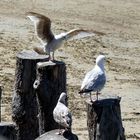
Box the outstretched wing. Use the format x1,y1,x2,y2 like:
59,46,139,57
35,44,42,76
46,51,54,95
63,29,105,41
26,12,54,44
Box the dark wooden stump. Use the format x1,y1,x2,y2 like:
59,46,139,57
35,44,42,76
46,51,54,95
12,50,48,140
35,129,78,140
35,60,66,133
0,122,16,140
86,97,125,140
12,50,66,139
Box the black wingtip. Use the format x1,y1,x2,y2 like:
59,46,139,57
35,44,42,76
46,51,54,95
79,89,92,94
79,90,84,94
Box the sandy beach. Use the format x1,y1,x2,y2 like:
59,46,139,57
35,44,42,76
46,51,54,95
0,0,140,139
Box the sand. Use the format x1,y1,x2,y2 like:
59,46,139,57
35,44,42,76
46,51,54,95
0,0,140,139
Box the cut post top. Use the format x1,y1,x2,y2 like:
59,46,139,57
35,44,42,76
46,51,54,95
35,129,78,140
86,97,121,106
17,50,65,65
17,50,48,60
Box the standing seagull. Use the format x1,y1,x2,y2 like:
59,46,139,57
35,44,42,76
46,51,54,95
79,55,106,102
26,12,105,61
53,92,72,135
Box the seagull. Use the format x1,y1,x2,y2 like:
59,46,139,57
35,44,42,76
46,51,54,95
26,12,105,61
53,92,72,135
79,55,106,102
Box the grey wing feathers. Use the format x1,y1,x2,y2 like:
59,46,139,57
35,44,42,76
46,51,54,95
81,69,96,90
38,17,55,43
27,12,54,43
66,112,72,128
64,29,105,41
81,69,106,92
53,102,72,128
87,73,106,92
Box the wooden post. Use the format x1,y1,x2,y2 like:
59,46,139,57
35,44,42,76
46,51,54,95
12,50,66,139
0,122,16,140
86,97,126,140
35,129,78,140
12,50,48,140
35,60,66,133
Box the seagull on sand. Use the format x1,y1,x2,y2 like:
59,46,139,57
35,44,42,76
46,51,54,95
79,55,106,102
53,92,72,135
26,12,105,61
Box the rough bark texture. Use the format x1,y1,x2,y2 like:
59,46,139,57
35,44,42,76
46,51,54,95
12,50,48,140
86,97,126,140
0,122,16,140
35,61,66,133
35,129,78,140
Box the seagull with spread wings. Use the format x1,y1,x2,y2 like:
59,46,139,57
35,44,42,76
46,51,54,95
26,12,105,61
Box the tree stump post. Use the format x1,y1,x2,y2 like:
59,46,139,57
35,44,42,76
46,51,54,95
12,50,48,140
86,97,125,140
0,122,16,140
35,129,78,140
12,50,66,140
35,60,66,133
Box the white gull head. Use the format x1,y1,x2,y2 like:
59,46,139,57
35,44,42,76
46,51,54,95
58,92,67,105
96,55,105,71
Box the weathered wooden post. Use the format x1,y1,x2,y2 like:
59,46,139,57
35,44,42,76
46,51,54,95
0,122,16,140
12,50,48,140
12,50,66,140
86,97,125,140
35,130,78,140
34,60,66,133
